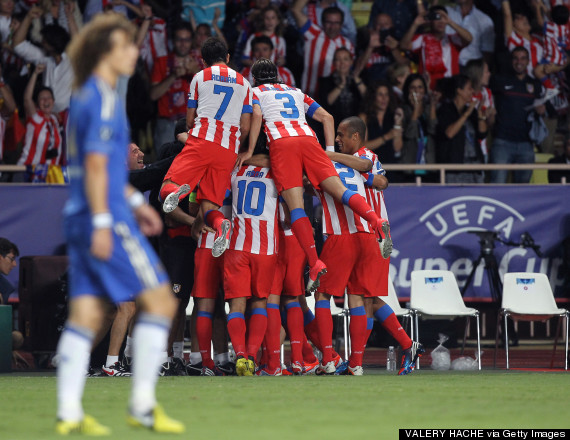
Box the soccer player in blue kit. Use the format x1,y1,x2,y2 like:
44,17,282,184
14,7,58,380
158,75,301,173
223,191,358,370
56,14,184,435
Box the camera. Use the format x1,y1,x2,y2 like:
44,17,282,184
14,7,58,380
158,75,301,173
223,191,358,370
426,11,441,21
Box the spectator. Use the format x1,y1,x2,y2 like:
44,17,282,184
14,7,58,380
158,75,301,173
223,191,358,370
17,63,62,167
319,47,366,130
502,0,543,76
354,13,408,84
368,0,420,41
445,0,495,67
189,7,227,69
83,0,141,22
242,4,286,67
548,136,570,183
387,61,410,104
181,0,225,30
241,35,295,87
0,65,17,163
128,143,144,171
303,0,356,44
31,0,81,41
464,58,496,161
0,0,14,43
400,73,437,173
290,0,354,96
358,80,404,165
436,74,487,184
400,6,472,90
150,22,200,153
0,237,18,305
138,6,168,74
12,6,73,113
490,47,545,184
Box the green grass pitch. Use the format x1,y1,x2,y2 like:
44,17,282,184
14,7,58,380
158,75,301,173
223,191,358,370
0,371,569,439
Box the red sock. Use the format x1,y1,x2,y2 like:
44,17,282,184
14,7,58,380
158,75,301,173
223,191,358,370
303,309,322,350
196,312,214,369
375,308,412,350
205,210,225,230
344,191,380,227
285,302,304,365
260,339,268,366
159,183,181,202
290,215,318,267
227,313,247,358
265,305,281,370
301,335,318,364
315,300,333,364
348,307,367,368
246,309,268,359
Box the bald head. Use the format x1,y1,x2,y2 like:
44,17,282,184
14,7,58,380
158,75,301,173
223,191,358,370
336,117,366,154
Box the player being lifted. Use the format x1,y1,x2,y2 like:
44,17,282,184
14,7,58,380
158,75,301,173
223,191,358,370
58,14,183,435
160,38,254,258
248,58,391,294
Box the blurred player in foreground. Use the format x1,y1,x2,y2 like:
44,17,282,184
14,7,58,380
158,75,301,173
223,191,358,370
57,13,184,435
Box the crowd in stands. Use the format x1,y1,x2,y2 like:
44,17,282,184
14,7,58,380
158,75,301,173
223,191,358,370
0,0,568,183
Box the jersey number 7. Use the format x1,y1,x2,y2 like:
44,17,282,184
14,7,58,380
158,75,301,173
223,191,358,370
214,84,234,120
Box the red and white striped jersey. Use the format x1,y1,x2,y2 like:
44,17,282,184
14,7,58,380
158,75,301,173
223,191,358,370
17,111,62,166
411,33,463,89
241,66,296,88
472,87,494,156
252,84,320,143
242,32,286,64
187,65,253,153
319,160,372,236
507,30,544,76
358,147,389,222
197,200,232,249
139,17,168,73
300,21,354,96
229,165,279,255
543,21,570,65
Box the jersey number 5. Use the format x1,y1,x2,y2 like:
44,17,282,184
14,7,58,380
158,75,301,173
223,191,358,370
236,180,266,216
275,93,299,119
214,84,234,120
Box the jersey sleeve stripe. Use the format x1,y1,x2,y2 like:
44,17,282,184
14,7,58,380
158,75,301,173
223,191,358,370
306,102,320,117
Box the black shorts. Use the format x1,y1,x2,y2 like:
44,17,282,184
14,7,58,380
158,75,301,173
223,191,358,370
159,235,197,302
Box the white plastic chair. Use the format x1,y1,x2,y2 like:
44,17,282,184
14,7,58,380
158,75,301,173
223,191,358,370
410,270,481,370
495,272,569,370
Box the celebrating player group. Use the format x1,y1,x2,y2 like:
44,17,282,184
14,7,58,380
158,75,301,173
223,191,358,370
58,13,424,436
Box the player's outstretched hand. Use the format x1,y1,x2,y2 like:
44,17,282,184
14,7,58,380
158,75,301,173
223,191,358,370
135,204,164,236
91,228,113,261
235,150,252,169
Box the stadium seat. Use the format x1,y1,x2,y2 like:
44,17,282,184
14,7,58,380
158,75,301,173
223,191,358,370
410,270,481,370
494,272,569,370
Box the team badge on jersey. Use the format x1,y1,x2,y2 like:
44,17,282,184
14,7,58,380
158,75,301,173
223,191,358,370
172,284,181,294
526,83,534,94
100,127,112,141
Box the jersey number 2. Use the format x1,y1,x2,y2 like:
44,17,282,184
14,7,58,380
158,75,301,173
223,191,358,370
334,163,359,192
236,180,266,216
275,93,299,119
214,85,234,120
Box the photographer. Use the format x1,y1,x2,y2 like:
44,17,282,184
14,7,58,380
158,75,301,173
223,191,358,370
354,13,408,83
400,6,472,90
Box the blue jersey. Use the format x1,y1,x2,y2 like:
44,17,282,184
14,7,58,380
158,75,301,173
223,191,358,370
64,75,130,220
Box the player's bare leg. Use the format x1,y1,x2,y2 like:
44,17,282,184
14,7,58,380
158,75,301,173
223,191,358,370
160,179,192,214
280,186,327,294
127,284,185,433
102,301,135,377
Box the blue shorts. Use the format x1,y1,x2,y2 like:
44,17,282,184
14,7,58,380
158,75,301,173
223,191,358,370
65,214,169,303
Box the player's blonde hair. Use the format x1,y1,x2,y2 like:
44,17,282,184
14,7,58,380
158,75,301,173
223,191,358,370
67,13,136,89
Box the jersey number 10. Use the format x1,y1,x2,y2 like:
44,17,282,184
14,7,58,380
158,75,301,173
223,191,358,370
236,180,267,216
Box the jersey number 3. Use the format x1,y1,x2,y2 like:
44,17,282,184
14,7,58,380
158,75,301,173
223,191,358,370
275,93,299,119
236,180,266,216
214,85,234,120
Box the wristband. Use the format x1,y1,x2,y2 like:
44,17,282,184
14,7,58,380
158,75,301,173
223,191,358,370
92,212,113,229
326,145,335,152
128,191,145,210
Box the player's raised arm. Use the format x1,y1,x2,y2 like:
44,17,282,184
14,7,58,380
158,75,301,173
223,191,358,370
236,102,261,168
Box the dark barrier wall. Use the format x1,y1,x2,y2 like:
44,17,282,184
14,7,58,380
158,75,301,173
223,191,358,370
1,185,569,299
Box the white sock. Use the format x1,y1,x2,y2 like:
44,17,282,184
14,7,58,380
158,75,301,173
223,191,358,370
56,324,94,422
189,351,201,365
172,341,184,359
214,352,230,365
130,313,171,415
124,336,133,358
105,355,119,367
